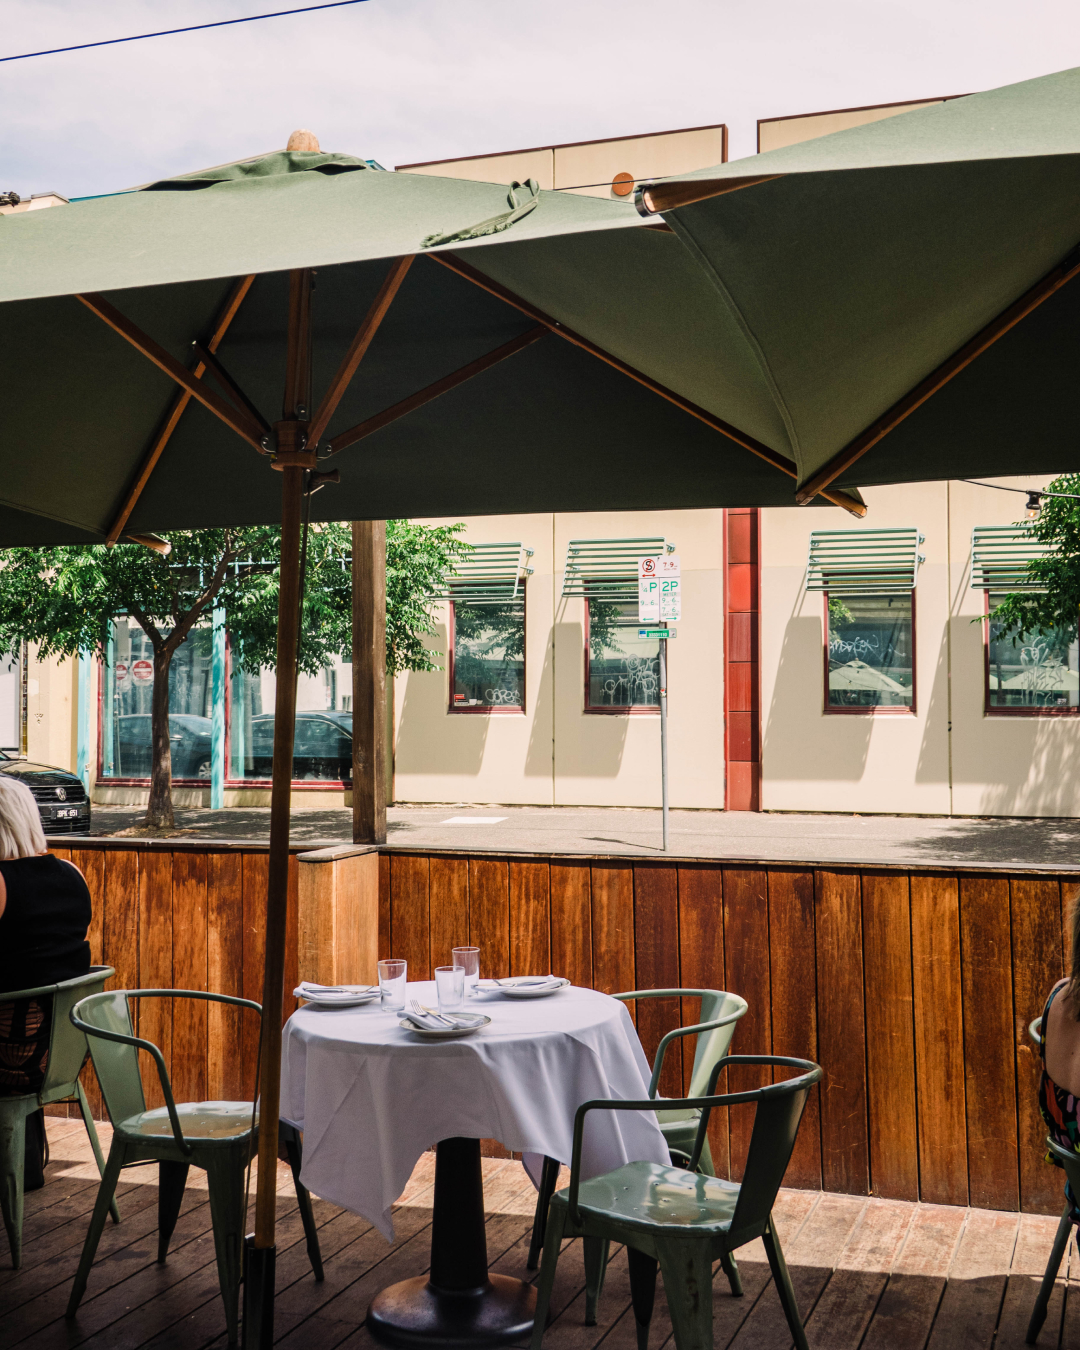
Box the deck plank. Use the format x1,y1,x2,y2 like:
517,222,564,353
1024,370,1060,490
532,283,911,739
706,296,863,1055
924,1209,1020,1350
994,1211,1069,1348
859,1202,966,1350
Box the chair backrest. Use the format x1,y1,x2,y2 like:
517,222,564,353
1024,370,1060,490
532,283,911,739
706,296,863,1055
72,990,148,1127
686,991,749,1098
725,1057,822,1246
40,966,116,1104
1047,1137,1080,1197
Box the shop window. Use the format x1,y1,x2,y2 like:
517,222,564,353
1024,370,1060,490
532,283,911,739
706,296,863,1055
986,591,1079,712
586,601,660,711
825,594,914,711
229,655,353,781
450,601,525,711
100,616,213,779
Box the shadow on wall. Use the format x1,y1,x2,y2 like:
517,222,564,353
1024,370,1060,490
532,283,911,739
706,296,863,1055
551,620,628,779
393,624,489,779
524,632,554,781
914,622,950,786
976,712,1080,819
762,615,872,781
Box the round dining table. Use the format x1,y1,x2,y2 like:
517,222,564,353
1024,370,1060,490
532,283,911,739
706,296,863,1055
280,980,670,1348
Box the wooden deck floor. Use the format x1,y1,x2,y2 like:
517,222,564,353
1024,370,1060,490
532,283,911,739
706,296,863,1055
4,1120,1079,1349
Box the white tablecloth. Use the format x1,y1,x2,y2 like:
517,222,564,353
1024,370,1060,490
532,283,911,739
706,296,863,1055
280,981,670,1239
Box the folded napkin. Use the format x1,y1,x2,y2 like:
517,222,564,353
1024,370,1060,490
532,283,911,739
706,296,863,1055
479,975,563,991
296,981,378,999
402,1007,486,1030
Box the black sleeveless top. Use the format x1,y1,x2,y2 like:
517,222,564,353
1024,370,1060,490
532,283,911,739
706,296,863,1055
0,855,92,993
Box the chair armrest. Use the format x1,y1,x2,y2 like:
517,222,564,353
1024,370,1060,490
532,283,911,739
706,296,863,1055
69,1005,193,1156
129,989,263,1015
648,1012,747,1100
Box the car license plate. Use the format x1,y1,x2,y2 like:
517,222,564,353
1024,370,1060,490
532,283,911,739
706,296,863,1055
55,807,80,819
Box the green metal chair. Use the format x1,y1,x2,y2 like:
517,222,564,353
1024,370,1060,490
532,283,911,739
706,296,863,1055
530,1055,822,1350
66,989,324,1346
1026,1136,1080,1344
527,988,748,1272
0,965,118,1269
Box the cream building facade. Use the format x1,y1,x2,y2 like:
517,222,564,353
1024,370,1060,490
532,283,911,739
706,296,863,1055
20,98,1080,819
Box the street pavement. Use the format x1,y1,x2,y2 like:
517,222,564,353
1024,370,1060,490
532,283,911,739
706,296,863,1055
82,802,1080,868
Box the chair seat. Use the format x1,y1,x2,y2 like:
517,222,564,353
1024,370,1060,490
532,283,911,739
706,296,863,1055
554,1161,740,1235
117,1101,256,1143
656,1104,700,1126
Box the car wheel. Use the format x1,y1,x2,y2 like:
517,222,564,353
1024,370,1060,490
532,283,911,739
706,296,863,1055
195,759,212,779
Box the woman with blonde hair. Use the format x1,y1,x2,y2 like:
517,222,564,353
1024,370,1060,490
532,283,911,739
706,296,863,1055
0,777,92,1185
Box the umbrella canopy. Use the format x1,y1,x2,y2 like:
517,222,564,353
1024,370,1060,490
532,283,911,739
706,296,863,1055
0,149,863,546
996,663,1080,690
465,65,1080,503
827,659,908,693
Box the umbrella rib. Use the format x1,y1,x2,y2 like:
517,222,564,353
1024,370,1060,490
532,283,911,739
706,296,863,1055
427,251,866,517
191,341,272,436
795,246,1080,504
307,256,414,446
324,325,548,456
103,275,256,545
635,173,784,216
78,291,266,451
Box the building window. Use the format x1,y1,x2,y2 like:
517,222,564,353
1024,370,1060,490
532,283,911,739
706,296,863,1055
586,601,660,711
825,593,914,712
100,616,213,780
229,654,353,781
986,591,1079,713
450,601,525,712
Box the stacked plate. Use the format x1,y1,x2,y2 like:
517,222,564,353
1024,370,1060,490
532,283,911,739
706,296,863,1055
400,1008,491,1038
294,982,381,1009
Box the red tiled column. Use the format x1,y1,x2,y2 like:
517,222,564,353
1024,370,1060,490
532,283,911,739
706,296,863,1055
724,509,760,811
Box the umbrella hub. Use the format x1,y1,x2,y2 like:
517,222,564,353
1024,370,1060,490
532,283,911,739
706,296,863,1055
270,420,317,471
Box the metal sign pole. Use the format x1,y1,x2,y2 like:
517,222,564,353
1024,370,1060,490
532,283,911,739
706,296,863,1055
659,637,669,852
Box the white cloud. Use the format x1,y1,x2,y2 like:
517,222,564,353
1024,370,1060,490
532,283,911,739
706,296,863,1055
1,0,1078,198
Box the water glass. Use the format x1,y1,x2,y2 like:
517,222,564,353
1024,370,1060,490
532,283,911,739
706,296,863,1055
378,958,407,1012
452,946,480,999
435,965,465,1014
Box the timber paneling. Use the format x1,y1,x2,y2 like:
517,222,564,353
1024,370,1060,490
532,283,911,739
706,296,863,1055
43,841,1079,1215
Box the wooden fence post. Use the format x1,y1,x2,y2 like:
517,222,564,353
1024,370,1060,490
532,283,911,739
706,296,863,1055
352,520,387,844
297,845,380,986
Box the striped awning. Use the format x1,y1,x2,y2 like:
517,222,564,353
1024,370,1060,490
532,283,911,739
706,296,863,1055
806,528,924,595
561,537,672,601
439,542,533,604
970,525,1051,591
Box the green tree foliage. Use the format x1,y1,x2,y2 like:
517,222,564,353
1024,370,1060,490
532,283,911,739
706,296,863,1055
988,474,1080,652
0,520,468,829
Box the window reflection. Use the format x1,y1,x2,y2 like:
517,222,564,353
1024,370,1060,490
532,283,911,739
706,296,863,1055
451,601,525,711
987,592,1079,710
586,601,660,709
230,658,353,780
826,594,914,710
100,617,212,779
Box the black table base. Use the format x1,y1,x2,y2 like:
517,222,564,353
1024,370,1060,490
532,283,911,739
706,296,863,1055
368,1137,537,1349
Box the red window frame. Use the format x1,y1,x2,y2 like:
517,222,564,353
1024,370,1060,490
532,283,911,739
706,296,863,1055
447,598,526,715
822,591,917,717
983,589,1080,717
584,600,660,715
95,652,212,787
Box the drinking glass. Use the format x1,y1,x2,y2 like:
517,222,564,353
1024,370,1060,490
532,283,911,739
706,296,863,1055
435,965,465,1014
452,946,480,999
378,958,407,1012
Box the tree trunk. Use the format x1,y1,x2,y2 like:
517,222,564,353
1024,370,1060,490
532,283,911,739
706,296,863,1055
146,646,175,829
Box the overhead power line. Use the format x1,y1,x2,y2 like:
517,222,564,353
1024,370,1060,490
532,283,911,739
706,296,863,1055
1,1,368,64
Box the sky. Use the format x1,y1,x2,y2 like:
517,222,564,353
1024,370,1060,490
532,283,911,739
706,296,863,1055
2,0,1080,199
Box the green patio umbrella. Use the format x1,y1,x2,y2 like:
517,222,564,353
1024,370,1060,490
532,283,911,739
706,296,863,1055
462,65,1080,505
0,141,866,1349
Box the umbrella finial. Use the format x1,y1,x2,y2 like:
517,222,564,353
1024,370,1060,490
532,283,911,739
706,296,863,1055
286,129,320,152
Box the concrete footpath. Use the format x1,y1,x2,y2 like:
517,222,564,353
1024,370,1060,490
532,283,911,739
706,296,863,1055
83,802,1080,868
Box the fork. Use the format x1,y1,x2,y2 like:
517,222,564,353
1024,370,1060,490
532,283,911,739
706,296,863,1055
410,998,454,1027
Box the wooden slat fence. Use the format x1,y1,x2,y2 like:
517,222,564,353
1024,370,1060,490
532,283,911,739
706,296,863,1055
40,841,1079,1216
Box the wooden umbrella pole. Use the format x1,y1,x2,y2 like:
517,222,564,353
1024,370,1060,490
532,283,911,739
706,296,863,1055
253,268,315,1272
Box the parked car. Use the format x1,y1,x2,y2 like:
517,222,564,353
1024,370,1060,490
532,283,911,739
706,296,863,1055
114,713,212,779
247,710,352,780
0,752,91,836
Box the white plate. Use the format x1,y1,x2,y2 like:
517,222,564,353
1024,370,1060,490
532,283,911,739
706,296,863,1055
294,985,381,1009
479,977,570,1000
399,1014,491,1038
